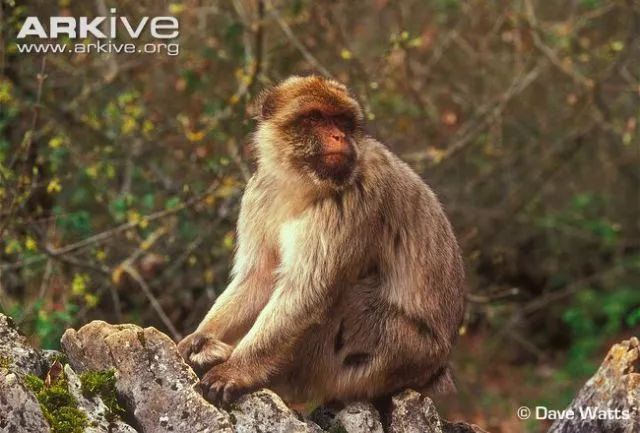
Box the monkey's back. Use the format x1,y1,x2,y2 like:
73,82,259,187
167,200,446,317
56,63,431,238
356,138,466,344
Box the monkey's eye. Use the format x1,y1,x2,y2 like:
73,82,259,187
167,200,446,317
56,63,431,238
305,110,323,122
333,115,356,132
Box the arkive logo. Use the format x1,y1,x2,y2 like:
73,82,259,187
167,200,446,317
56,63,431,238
17,8,179,39
15,8,180,56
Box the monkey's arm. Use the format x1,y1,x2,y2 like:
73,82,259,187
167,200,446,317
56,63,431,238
177,247,278,369
178,177,281,367
198,253,277,342
201,214,356,402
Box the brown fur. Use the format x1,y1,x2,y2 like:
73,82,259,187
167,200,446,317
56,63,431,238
177,76,465,405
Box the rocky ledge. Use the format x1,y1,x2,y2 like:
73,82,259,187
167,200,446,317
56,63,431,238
0,314,637,433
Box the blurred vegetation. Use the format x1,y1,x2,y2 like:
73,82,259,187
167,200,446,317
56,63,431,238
1,0,639,431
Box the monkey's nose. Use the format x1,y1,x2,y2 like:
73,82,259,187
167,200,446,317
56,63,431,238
324,136,352,156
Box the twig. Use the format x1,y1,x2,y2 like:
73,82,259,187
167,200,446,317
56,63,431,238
403,63,545,163
518,263,628,318
0,57,47,240
115,226,168,270
8,57,47,169
46,179,220,256
468,125,589,251
37,259,53,301
523,0,593,89
107,226,177,336
228,138,252,182
0,178,223,273
0,267,6,312
467,287,520,304
43,246,110,275
494,260,633,351
325,5,373,110
0,255,47,272
0,0,5,75
251,0,265,96
265,0,333,78
507,328,547,361
227,0,265,181
152,235,204,284
122,263,181,340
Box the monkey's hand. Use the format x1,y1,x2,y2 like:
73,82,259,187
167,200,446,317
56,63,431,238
200,360,259,405
177,332,233,375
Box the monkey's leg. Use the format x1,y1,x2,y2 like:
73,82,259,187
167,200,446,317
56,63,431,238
273,285,451,403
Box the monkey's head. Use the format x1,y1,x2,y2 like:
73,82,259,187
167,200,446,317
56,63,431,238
250,76,365,189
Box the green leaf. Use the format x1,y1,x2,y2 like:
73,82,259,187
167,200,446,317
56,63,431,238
165,196,181,210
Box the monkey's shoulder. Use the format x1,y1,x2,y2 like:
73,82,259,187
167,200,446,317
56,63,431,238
358,138,439,202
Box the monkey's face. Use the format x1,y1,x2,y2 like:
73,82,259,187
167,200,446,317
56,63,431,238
286,105,360,184
252,76,364,188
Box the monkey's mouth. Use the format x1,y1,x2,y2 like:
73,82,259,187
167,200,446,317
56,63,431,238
322,152,351,166
304,151,356,183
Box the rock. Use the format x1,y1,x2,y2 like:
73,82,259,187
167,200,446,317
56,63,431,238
14,313,637,433
308,403,341,431
0,314,489,433
61,321,233,433
442,421,489,433
389,390,487,433
334,402,384,433
0,371,51,433
60,322,140,372
58,319,491,433
389,389,444,433
41,349,66,366
63,364,137,433
548,337,640,433
0,314,45,376
230,389,323,433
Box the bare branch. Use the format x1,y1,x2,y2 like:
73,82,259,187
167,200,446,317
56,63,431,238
265,0,333,78
403,63,545,164
46,179,221,257
122,262,181,341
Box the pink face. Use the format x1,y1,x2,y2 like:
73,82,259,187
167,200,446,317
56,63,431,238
305,108,354,166
254,76,364,184
294,106,358,182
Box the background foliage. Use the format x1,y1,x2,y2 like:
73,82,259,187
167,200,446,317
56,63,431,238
1,0,639,431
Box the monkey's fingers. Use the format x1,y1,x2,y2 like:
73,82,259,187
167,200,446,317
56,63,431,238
177,332,204,360
176,338,191,359
201,374,243,406
190,334,208,353
189,339,233,374
222,382,239,405
204,380,226,404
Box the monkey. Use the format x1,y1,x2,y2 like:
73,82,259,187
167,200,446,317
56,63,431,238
177,75,465,406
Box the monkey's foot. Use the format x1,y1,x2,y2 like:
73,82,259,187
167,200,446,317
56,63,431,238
177,332,233,374
201,362,254,405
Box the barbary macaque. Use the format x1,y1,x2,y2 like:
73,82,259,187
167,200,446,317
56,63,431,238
178,75,465,405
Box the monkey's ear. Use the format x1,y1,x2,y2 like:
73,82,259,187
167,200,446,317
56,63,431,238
249,88,278,121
